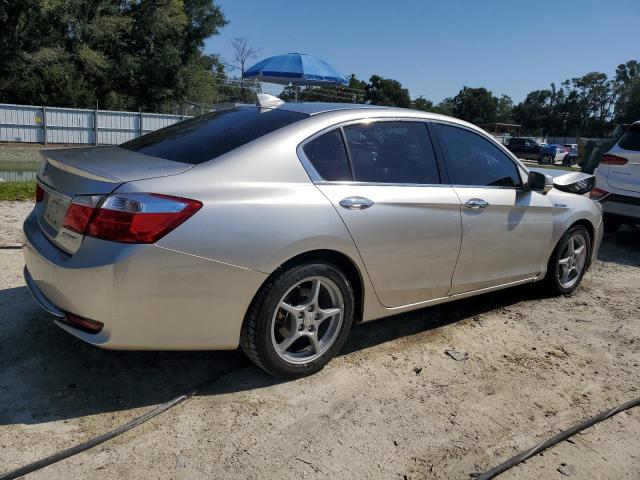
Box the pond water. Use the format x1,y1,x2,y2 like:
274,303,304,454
0,162,39,182
0,170,38,182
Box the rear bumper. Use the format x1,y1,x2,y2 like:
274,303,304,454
23,210,268,350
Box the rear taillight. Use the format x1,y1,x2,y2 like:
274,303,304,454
589,187,609,201
600,154,628,165
86,193,202,243
62,195,102,234
35,184,44,203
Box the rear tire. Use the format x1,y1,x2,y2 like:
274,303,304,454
542,225,591,296
240,262,355,378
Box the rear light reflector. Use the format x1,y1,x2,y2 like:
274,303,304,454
87,193,202,243
35,184,44,203
63,313,104,334
600,154,628,165
589,187,609,201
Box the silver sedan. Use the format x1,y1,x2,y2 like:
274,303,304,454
23,97,603,377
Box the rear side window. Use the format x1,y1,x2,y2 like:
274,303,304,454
343,121,440,184
618,124,640,151
437,124,522,188
303,130,352,181
121,107,307,164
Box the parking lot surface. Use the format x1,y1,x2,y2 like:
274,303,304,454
1,201,638,479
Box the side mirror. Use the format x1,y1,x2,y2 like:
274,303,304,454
527,171,553,194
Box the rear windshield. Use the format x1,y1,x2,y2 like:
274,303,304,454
121,107,308,164
618,124,640,151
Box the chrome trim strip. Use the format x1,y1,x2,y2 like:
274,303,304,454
23,267,66,318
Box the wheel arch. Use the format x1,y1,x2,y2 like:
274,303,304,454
566,218,596,268
245,249,366,325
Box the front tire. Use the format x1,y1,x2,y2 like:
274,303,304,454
542,225,591,295
240,262,355,378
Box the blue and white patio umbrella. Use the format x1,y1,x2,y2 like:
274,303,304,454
243,53,348,100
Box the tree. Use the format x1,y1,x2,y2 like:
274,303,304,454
613,60,640,123
451,87,497,124
365,75,411,107
411,96,434,111
495,95,514,123
229,37,259,102
0,0,229,113
570,72,613,134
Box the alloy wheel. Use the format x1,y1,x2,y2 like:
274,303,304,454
557,233,587,289
270,276,344,365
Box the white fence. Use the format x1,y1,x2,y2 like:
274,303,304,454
0,103,190,145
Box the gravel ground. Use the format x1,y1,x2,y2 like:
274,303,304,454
1,201,638,479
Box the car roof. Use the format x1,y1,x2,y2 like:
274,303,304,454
275,102,453,122
276,102,380,115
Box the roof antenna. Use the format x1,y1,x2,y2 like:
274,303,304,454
256,93,284,108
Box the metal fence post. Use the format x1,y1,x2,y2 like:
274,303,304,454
94,108,99,145
139,112,143,137
42,106,48,145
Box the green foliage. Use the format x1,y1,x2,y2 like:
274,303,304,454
451,87,497,124
411,96,434,111
0,0,228,113
613,60,640,124
495,95,514,123
365,75,411,108
0,181,36,202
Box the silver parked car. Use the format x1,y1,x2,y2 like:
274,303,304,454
23,97,603,378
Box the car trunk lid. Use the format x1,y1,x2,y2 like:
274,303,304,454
36,146,193,254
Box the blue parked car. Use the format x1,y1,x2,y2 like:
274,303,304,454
538,144,567,165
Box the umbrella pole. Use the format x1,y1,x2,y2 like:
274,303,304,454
294,88,298,102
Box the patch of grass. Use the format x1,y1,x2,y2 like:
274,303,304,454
522,161,577,172
0,181,36,201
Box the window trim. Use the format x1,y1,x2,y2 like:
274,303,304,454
297,117,444,187
432,120,528,190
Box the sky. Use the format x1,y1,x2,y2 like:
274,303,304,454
205,0,640,104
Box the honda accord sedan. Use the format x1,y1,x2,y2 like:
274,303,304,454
23,96,603,378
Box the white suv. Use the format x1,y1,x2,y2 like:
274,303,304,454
591,121,640,232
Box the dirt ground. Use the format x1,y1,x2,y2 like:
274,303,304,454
1,201,638,479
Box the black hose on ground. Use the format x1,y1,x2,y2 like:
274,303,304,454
0,362,244,480
0,391,194,480
470,396,640,480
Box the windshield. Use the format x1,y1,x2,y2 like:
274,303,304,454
121,107,308,164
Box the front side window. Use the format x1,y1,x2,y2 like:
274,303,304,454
343,121,440,184
437,124,522,188
302,130,352,181
121,107,308,164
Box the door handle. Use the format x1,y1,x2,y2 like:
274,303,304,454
464,198,489,209
339,196,374,210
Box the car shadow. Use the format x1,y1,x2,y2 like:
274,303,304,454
598,224,640,268
0,280,543,427
1,230,636,427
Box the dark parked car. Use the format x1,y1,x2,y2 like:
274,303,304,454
505,137,542,160
563,147,579,166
